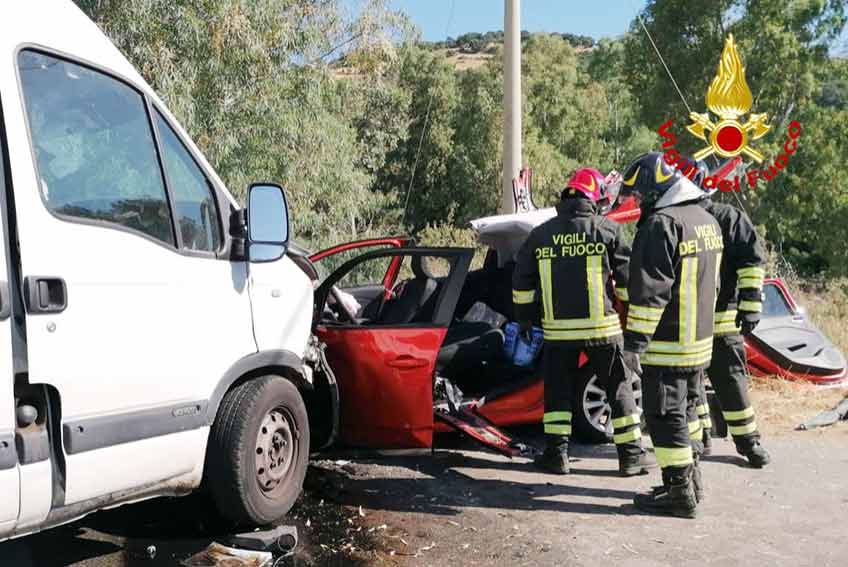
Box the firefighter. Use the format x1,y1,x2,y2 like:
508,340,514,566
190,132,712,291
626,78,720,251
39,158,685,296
620,152,723,518
692,159,771,468
513,167,649,476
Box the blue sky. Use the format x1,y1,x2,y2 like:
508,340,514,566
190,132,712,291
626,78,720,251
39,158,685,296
387,0,648,42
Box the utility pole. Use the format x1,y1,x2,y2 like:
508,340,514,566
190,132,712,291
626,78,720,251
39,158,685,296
501,0,521,214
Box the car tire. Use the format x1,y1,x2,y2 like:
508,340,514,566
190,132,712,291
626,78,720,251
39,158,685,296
572,368,644,445
206,375,310,527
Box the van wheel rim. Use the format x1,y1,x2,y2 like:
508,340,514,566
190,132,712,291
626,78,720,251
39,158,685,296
255,408,295,493
582,375,643,436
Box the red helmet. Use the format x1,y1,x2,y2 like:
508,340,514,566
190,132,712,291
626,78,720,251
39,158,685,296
563,167,605,202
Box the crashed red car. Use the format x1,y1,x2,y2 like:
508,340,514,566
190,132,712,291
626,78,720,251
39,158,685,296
294,196,846,454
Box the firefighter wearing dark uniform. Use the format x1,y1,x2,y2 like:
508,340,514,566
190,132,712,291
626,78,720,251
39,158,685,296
513,167,648,476
620,152,723,518
692,160,771,468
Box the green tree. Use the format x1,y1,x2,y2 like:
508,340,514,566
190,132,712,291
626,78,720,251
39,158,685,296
75,0,411,250
624,0,847,275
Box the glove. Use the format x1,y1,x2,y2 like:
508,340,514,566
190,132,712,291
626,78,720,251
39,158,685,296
736,310,760,336
622,350,642,378
518,319,533,343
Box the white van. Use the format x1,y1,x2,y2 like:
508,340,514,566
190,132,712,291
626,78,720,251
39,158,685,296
0,2,318,539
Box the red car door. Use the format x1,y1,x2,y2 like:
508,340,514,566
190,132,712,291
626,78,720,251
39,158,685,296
314,247,473,448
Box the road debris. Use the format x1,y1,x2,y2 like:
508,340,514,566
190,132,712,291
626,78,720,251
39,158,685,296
797,397,848,430
227,525,298,555
182,543,272,567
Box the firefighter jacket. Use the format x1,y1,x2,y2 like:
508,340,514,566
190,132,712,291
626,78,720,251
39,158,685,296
624,203,723,371
512,198,630,346
700,200,766,336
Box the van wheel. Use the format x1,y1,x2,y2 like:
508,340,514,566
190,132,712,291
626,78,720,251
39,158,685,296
206,375,309,526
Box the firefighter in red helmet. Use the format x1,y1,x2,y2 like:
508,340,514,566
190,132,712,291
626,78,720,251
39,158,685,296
513,167,651,476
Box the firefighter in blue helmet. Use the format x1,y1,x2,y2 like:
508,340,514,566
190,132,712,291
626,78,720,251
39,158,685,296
691,159,771,468
620,152,723,518
512,168,651,476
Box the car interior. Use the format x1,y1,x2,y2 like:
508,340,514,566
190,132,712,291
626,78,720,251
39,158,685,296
318,248,536,396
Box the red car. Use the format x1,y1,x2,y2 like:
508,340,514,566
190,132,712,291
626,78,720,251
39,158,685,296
294,198,846,454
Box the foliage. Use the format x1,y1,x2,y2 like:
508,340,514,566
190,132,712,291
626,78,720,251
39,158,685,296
76,0,410,251
428,30,595,53
624,0,847,276
76,0,846,277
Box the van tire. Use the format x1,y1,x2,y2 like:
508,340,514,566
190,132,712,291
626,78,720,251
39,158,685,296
206,375,309,527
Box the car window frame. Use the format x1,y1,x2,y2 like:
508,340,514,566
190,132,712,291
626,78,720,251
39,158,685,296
314,246,473,330
14,45,231,260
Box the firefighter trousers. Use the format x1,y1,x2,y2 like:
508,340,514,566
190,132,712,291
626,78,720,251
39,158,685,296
643,368,702,471
542,339,642,456
695,371,712,435
708,334,760,449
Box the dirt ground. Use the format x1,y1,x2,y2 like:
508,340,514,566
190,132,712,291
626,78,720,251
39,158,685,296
2,382,846,567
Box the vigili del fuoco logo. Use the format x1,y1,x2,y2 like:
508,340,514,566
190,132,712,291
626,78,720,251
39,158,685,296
657,34,801,191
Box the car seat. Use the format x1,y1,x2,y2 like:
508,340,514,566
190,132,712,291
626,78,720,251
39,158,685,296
378,255,438,324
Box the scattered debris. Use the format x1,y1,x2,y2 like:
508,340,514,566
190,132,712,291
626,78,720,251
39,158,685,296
797,397,848,430
182,543,272,567
227,525,298,555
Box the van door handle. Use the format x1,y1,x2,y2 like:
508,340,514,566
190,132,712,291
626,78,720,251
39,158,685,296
24,276,67,314
387,355,429,369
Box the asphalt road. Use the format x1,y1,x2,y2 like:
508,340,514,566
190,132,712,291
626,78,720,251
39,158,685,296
1,425,847,566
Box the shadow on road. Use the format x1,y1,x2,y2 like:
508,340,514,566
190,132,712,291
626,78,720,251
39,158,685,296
312,441,638,518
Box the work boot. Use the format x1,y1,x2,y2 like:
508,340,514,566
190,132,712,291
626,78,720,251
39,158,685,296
702,428,713,456
534,438,569,474
737,440,771,468
692,456,704,502
618,448,656,477
633,466,698,519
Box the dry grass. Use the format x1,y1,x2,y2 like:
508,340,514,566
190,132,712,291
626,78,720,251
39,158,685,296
444,50,493,71
749,376,847,436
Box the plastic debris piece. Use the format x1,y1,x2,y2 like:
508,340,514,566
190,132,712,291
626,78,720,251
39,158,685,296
228,525,298,554
182,542,272,567
798,398,848,430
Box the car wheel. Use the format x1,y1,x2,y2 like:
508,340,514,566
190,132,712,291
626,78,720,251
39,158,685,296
206,375,310,526
572,368,643,444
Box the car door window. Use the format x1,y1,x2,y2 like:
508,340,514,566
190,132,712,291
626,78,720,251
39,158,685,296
762,283,794,318
18,50,175,246
153,110,221,252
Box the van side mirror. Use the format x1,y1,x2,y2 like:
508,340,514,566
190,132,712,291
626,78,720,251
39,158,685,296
246,183,290,263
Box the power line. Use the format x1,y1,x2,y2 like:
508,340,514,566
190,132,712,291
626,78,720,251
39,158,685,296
401,0,456,227
634,9,693,115
631,2,753,217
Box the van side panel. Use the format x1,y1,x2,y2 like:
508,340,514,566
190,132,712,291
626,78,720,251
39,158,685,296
63,428,207,504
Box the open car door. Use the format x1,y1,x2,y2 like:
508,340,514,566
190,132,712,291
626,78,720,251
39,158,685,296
314,247,473,449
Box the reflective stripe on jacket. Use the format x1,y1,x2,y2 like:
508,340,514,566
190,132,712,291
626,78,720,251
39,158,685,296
512,198,630,346
624,203,723,370
701,200,765,336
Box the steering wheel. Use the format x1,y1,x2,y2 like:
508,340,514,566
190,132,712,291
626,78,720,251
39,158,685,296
329,286,358,323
